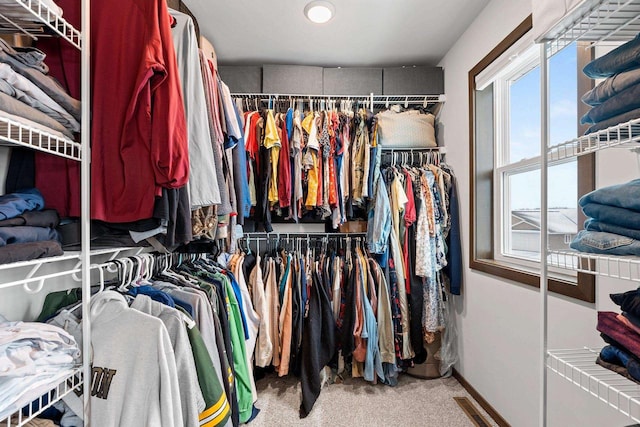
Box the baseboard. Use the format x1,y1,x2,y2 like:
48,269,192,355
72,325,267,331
452,368,510,427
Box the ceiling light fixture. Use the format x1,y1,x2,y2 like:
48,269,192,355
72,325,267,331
304,1,335,24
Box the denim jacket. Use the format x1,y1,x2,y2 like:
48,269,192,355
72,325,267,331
367,175,391,254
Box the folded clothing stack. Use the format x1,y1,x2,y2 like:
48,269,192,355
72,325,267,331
0,188,63,264
0,38,80,139
595,289,640,383
0,314,80,422
571,179,640,256
581,33,640,134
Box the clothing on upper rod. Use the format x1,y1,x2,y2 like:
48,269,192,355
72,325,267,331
234,98,442,232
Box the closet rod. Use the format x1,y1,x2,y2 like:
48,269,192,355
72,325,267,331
243,232,366,238
380,148,446,166
230,93,445,104
380,147,446,152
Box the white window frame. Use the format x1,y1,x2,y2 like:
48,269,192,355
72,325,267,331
489,43,578,279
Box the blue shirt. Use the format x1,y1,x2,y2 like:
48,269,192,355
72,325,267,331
286,108,294,141
227,271,249,339
128,285,175,308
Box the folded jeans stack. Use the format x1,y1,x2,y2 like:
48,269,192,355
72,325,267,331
594,289,640,383
570,179,640,256
0,188,63,264
580,33,640,134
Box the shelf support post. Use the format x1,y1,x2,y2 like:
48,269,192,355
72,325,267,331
540,42,550,427
80,0,91,423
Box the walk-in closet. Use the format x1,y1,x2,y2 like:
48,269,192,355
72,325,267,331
1,0,640,426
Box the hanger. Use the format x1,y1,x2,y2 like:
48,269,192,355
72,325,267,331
115,257,133,292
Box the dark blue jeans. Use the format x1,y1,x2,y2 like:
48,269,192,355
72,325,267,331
600,345,640,382
583,33,640,78
570,230,640,256
582,66,640,106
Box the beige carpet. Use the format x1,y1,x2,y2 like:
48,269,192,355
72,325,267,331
249,372,499,426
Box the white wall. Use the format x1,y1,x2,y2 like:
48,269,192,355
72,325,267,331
439,0,637,426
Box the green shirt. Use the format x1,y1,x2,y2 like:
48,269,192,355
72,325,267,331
224,279,253,424
183,316,231,427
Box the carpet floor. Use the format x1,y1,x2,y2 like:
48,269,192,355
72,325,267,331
248,372,500,426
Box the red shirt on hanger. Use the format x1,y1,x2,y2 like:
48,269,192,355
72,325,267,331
90,0,189,222
278,116,291,208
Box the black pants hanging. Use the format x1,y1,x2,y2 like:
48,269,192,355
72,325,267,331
408,224,427,364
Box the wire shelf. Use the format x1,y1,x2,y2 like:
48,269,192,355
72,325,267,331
547,348,640,423
0,251,79,272
0,367,82,427
547,117,640,161
0,0,81,49
0,114,80,160
548,249,640,282
0,247,146,292
230,93,445,109
539,0,640,56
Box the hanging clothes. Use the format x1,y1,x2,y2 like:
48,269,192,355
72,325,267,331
169,9,221,209
90,0,190,222
87,291,185,426
299,257,336,418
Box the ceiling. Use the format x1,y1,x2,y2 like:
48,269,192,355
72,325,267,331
182,0,491,68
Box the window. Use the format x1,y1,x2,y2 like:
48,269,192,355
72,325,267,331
469,16,595,302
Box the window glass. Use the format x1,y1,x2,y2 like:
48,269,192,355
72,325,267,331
509,66,540,162
504,162,577,260
550,43,578,145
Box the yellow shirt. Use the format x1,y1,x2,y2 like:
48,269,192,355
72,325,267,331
264,110,281,204
304,149,319,208
301,111,314,135
390,171,409,242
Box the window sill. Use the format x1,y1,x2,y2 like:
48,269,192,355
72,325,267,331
470,257,595,303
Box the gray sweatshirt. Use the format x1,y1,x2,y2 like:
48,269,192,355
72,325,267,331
131,294,205,427
86,291,184,427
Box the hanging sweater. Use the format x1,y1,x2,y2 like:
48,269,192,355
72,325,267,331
86,291,183,427
131,295,208,427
